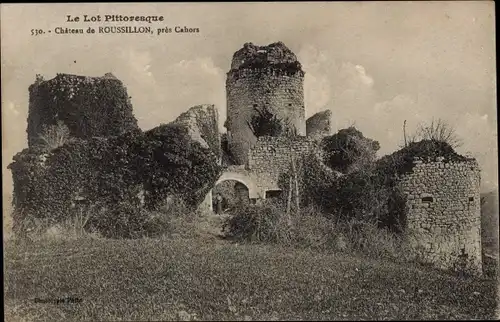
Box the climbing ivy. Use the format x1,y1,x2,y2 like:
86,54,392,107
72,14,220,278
9,123,222,236
27,74,140,147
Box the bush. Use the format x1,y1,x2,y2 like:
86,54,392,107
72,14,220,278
223,201,413,261
408,118,463,149
277,151,339,213
291,206,339,250
375,139,466,187
249,106,286,137
321,127,380,174
338,217,412,261
8,136,141,225
143,197,193,238
87,201,150,239
222,201,293,244
140,123,222,209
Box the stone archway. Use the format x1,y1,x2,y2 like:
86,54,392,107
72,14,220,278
201,168,261,212
215,171,259,199
212,179,250,213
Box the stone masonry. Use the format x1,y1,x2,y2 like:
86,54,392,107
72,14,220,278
247,136,318,193
172,104,221,164
225,42,306,165
306,110,333,140
399,157,482,275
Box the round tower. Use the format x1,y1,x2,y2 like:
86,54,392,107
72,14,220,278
225,42,306,165
399,156,482,275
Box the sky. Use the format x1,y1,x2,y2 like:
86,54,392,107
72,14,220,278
1,1,498,215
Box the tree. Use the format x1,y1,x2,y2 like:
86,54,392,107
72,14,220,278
37,120,72,151
321,127,380,174
409,118,462,149
248,106,283,137
248,106,297,137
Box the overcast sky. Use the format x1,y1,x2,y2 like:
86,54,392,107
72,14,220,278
1,2,497,205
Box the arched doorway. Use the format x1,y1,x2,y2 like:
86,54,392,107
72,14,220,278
199,167,262,213
212,179,250,214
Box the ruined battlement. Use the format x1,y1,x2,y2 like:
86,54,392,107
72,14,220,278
229,41,303,73
171,104,221,163
227,67,305,82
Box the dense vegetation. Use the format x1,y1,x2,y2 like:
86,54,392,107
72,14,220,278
27,74,140,147
321,126,380,174
270,127,470,234
8,123,221,238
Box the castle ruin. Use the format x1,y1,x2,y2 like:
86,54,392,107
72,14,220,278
214,42,331,202
11,41,484,276
212,41,483,275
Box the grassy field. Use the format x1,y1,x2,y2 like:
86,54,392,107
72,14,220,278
4,234,498,321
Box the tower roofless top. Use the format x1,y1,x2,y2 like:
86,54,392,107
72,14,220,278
229,41,303,73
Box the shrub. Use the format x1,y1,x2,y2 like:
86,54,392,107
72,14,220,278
338,217,413,261
321,127,380,174
408,118,463,149
9,136,140,225
277,151,339,213
291,206,339,250
222,201,293,244
143,197,192,238
300,139,465,234
87,201,150,239
375,139,467,183
223,201,413,261
140,123,222,209
249,106,286,137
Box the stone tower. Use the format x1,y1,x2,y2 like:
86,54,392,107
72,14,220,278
225,42,306,165
399,157,482,275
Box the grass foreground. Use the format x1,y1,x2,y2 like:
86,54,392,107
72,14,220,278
4,235,499,321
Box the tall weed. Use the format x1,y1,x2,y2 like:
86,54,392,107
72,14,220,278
224,201,413,261
222,201,293,245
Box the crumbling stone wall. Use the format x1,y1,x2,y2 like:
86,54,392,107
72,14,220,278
247,136,317,192
172,104,221,163
226,42,306,165
306,110,332,139
399,157,482,275
27,73,139,147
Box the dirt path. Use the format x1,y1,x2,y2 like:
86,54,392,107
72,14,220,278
192,212,232,242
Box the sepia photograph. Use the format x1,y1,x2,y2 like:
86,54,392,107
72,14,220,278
2,2,498,321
